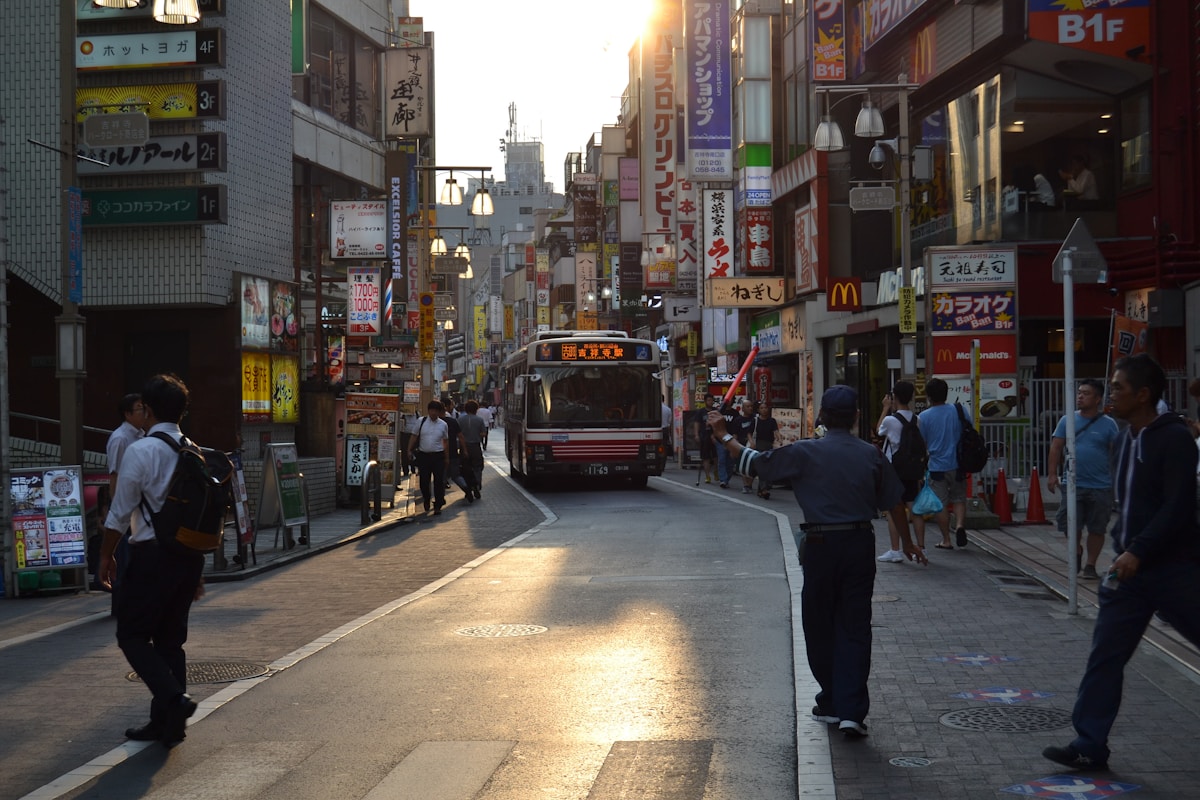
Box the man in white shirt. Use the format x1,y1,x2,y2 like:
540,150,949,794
98,374,204,750
1060,155,1099,200
94,394,145,588
475,402,494,449
405,400,450,514
875,380,926,561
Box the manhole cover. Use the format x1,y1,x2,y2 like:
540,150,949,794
127,661,268,684
889,756,932,768
455,623,548,638
940,706,1072,733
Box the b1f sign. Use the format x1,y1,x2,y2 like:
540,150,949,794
1028,0,1149,60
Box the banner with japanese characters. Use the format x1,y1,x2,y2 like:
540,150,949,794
10,468,87,570
331,201,387,259
348,267,382,336
701,188,733,278
384,47,431,138
684,0,733,180
241,352,271,422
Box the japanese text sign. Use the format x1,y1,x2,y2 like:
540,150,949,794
348,267,382,336
705,277,786,308
926,247,1016,288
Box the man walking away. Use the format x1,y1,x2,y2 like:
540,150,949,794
440,396,470,498
476,401,494,449
405,400,450,514
1046,378,1120,578
1044,354,1200,771
94,393,146,590
458,400,487,501
915,378,968,549
98,375,205,749
875,381,927,561
708,386,926,739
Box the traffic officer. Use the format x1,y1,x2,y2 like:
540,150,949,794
708,385,927,739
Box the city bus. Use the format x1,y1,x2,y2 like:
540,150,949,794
502,330,666,487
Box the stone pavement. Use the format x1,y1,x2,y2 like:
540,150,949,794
665,462,1200,798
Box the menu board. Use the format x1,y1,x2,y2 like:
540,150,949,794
10,467,87,570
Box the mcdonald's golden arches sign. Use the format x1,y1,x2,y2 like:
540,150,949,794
827,278,862,312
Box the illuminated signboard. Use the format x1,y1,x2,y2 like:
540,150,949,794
534,341,655,362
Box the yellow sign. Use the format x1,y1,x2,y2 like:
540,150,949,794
537,305,550,325
474,305,488,352
241,352,271,421
271,355,300,424
76,82,220,122
898,286,917,333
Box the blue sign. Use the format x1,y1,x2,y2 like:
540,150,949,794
67,187,83,303
684,0,733,180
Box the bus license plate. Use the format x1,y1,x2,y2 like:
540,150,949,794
584,464,609,476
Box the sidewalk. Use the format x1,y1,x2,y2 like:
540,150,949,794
0,479,424,645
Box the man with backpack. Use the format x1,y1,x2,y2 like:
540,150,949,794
917,378,970,549
875,381,927,562
97,374,206,749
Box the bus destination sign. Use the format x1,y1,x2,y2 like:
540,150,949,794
535,341,655,362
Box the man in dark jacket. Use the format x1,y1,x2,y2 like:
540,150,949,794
1044,354,1200,771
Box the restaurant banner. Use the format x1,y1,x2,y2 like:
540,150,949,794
271,355,300,424
241,352,271,422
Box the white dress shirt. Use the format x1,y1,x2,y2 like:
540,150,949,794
106,420,143,475
103,422,185,543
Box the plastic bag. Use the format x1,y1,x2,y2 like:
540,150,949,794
911,473,943,516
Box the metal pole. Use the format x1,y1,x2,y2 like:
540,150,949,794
1063,248,1079,615
898,83,916,381
1,120,12,596
58,0,85,469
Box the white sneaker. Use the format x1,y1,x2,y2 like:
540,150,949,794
839,720,868,738
877,549,904,563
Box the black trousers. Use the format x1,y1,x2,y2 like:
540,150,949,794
115,541,205,724
462,442,484,492
415,451,447,507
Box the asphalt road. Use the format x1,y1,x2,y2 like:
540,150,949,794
4,451,802,800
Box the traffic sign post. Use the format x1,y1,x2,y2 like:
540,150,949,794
1051,218,1108,617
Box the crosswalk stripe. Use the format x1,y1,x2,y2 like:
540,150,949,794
362,740,515,800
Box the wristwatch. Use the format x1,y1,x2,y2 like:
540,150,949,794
720,433,734,444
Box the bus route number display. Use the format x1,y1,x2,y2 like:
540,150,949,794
535,341,654,362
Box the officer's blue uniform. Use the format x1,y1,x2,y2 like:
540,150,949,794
734,399,904,730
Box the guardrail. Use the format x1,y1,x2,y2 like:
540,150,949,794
360,461,382,524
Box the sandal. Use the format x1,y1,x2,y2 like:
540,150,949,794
934,543,954,550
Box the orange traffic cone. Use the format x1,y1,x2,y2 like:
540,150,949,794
992,467,1012,524
1024,466,1048,524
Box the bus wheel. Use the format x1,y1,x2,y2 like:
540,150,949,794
629,474,649,489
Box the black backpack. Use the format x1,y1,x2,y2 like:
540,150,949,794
954,403,990,474
140,432,233,554
889,411,928,481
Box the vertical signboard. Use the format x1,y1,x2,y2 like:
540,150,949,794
67,187,83,303
384,47,431,138
10,468,86,570
330,200,386,259
641,14,679,246
702,188,733,278
257,444,308,529
743,207,773,273
676,178,699,293
271,355,300,423
926,246,1019,415
345,390,400,488
348,267,382,336
684,0,733,180
241,351,271,422
813,0,847,80
385,150,407,282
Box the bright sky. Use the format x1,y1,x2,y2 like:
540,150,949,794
410,0,657,191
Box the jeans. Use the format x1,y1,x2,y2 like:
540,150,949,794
1071,558,1200,761
717,446,732,484
797,529,876,724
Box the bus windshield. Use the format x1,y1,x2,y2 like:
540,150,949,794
526,364,660,427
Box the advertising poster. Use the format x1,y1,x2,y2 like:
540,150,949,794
348,267,382,335
270,281,299,352
327,336,345,385
930,290,1016,332
944,376,1022,419
330,200,387,259
241,351,271,422
240,275,270,349
271,355,300,424
345,437,371,486
345,389,400,487
10,468,87,570
257,444,307,528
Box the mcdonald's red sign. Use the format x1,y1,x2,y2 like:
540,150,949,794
827,277,862,312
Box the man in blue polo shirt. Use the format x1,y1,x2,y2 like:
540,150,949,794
1047,378,1121,578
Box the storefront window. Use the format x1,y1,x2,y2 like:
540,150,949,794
1120,91,1150,191
307,7,381,137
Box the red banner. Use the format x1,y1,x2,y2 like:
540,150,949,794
930,334,1018,376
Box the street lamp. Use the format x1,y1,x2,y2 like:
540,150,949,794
415,165,492,408
814,77,919,379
